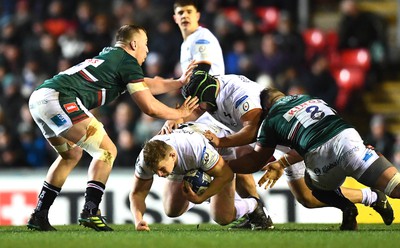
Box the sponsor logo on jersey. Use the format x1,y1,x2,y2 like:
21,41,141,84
51,114,67,127
316,146,359,175
285,99,327,116
63,103,79,113
363,149,373,162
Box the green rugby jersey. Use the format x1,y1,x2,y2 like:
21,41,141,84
37,47,144,110
257,95,353,156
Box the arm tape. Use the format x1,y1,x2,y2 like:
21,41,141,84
127,82,149,94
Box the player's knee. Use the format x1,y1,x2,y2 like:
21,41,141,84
212,215,233,226
76,118,116,167
385,172,400,198
63,146,83,161
164,208,182,218
54,142,83,162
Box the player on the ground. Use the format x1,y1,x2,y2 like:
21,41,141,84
228,88,397,230
130,120,269,231
172,0,268,229
27,24,198,232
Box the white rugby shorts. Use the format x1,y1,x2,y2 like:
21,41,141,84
304,128,379,190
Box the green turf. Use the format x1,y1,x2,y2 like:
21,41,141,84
0,223,399,248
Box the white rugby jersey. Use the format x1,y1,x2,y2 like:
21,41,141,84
135,132,220,180
180,26,224,75
211,75,264,132
175,112,236,160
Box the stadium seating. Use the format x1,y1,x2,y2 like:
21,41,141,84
222,7,280,33
332,67,366,111
339,48,371,71
256,7,279,32
222,7,242,27
302,28,326,61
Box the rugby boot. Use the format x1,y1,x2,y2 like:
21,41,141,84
79,209,113,232
371,189,394,225
248,197,274,230
27,209,56,231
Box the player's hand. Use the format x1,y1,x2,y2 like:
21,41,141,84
178,96,199,118
258,161,284,189
136,220,150,231
203,130,220,147
366,144,375,150
178,60,197,85
182,181,204,204
159,120,181,134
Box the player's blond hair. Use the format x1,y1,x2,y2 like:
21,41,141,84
143,140,172,170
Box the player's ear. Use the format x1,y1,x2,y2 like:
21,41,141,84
170,151,176,159
130,41,136,51
196,11,200,21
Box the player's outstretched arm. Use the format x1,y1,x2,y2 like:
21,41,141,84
144,60,197,95
228,145,274,174
129,176,153,231
130,87,198,120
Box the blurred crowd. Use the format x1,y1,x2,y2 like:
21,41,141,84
0,0,398,169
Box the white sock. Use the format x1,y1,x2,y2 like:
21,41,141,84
234,198,257,220
185,202,196,212
361,188,377,206
234,191,241,200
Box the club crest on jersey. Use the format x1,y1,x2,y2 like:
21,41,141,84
201,147,218,169
63,103,79,113
195,39,210,54
242,102,249,111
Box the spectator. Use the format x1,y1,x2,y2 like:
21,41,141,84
253,33,289,81
0,125,27,169
114,129,141,168
198,0,219,33
338,0,387,54
337,0,388,85
74,1,95,39
57,24,85,60
274,65,303,95
0,74,26,128
364,114,395,160
148,18,181,76
109,101,137,141
36,33,62,76
42,0,73,38
273,10,306,70
301,53,338,107
21,58,48,98
133,113,164,144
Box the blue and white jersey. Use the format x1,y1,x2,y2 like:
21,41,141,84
180,26,224,75
134,132,220,180
211,75,264,133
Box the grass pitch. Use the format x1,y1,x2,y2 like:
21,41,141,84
0,223,399,248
